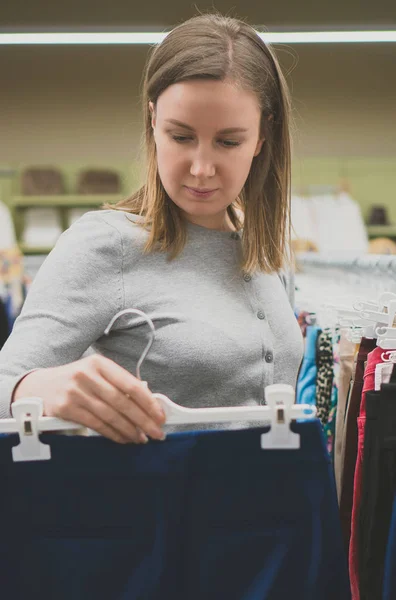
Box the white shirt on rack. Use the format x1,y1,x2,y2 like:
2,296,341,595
0,201,17,250
291,192,369,255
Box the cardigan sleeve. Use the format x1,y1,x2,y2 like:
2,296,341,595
278,269,296,309
0,211,124,419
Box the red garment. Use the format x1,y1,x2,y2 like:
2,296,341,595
348,346,393,599
349,417,365,599
339,338,377,553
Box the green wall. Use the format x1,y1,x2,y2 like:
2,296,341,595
1,157,395,224
292,157,396,223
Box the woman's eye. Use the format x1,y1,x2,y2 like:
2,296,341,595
221,140,241,148
172,135,191,143
171,135,240,148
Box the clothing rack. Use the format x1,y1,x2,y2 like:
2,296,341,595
297,253,396,275
295,252,396,600
295,253,396,307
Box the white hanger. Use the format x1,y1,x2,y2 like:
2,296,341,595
324,293,396,323
376,328,396,350
296,257,396,342
325,293,396,342
374,299,396,349
2,385,316,461
0,308,317,462
381,351,396,363
353,292,396,314
345,326,372,344
358,299,396,327
322,305,375,341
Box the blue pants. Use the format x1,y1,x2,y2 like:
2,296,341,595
0,421,350,599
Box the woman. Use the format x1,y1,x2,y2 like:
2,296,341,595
0,12,303,444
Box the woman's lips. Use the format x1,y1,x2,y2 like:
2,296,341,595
184,186,218,199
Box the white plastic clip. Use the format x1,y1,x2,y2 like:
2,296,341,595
261,384,301,449
376,326,396,349
11,398,51,462
381,351,396,363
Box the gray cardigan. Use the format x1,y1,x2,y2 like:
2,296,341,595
0,210,304,431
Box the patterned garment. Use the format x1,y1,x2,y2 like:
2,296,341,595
315,330,334,425
324,330,341,460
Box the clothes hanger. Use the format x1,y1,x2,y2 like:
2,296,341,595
324,293,396,324
322,294,396,343
353,292,396,313
0,308,317,462
357,299,396,327
376,328,396,350
372,300,396,349
381,351,396,363
104,308,156,382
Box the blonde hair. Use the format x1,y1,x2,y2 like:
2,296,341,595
105,11,293,275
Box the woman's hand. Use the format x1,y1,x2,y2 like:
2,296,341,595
12,354,167,444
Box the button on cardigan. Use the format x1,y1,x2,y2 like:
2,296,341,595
0,210,304,431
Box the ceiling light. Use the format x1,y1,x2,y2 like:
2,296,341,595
0,30,395,45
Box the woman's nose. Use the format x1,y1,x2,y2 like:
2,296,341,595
189,154,216,178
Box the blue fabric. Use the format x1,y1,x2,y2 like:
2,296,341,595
297,325,320,404
0,421,350,600
4,294,15,332
383,493,396,600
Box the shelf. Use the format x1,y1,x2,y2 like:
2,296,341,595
366,225,396,238
19,244,54,255
12,195,123,208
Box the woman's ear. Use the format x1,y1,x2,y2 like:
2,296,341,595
149,101,156,129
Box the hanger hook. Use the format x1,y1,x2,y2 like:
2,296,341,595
103,308,155,381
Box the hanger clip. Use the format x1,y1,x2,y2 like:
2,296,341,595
261,384,302,450
11,398,51,462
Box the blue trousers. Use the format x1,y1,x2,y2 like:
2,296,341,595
0,421,350,599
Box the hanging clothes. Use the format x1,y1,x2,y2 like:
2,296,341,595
334,333,357,502
315,329,334,426
296,325,321,405
0,200,17,250
295,251,396,599
0,298,9,349
291,192,368,255
324,330,341,460
349,346,390,599
358,377,396,600
339,337,377,554
383,489,396,600
0,421,351,600
0,201,24,348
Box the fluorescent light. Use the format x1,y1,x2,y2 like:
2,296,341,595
0,33,167,45
0,30,396,45
260,31,396,43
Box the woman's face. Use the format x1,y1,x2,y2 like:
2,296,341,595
150,79,265,231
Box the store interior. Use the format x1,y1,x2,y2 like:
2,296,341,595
1,3,396,599
1,2,396,264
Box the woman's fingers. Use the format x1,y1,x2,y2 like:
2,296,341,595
78,371,166,441
62,399,143,444
89,355,166,425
